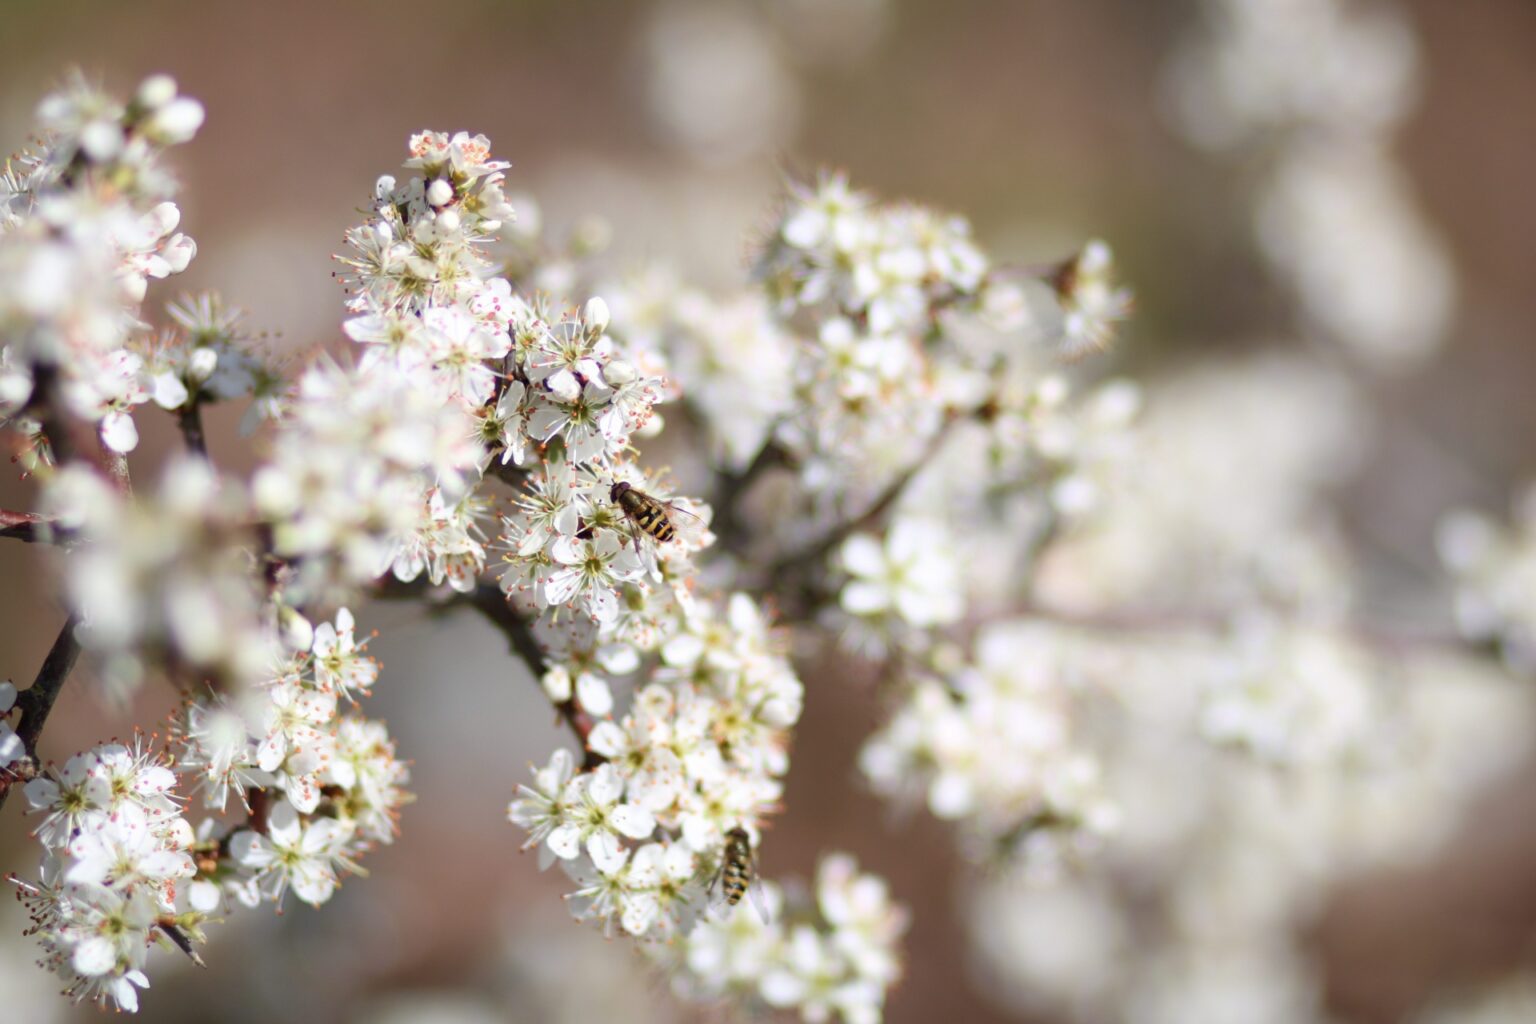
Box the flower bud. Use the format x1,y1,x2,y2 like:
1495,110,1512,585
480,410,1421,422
426,178,454,207
279,605,315,652
435,209,461,233
583,296,611,335
147,97,205,143
541,666,573,703
100,410,140,453
136,74,178,110
188,347,219,382
374,175,397,201
603,359,637,386
151,371,190,410
80,121,124,162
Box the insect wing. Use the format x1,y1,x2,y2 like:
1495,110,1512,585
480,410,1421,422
706,864,733,918
744,872,771,925
664,502,708,546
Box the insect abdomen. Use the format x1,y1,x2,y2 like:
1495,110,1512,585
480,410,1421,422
620,491,676,541
722,830,751,904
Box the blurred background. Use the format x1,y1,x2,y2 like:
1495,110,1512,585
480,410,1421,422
3,1,1536,1021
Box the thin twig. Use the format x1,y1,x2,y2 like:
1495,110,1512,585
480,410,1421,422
0,615,83,810
765,413,959,595
0,510,61,545
1004,600,1475,658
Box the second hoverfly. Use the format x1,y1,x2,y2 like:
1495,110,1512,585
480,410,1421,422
708,825,770,923
610,481,706,549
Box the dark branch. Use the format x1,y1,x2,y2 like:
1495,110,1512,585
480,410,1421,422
711,440,791,558
176,403,207,457
373,577,603,768
485,459,529,488
0,615,83,811
31,363,78,466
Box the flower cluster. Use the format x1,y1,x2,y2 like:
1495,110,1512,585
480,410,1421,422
173,606,408,910
1166,0,1452,369
41,458,273,694
961,624,1532,1024
458,162,904,1014
128,293,277,431
748,175,991,512
509,592,802,940
0,72,202,457
757,173,986,335
12,740,196,1012
1198,616,1377,765
667,853,908,1024
255,131,532,602
253,355,484,599
1438,485,1536,672
609,271,796,473
860,620,1115,873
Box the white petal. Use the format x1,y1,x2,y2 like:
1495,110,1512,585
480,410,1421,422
24,777,60,809
265,799,303,847
587,831,627,874
100,411,140,453
73,936,117,977
0,726,22,767
610,803,655,841
587,721,627,758
188,879,222,912
840,534,887,577
841,581,892,615
229,831,273,869
547,822,582,860
621,893,658,936
587,764,622,806
575,673,613,716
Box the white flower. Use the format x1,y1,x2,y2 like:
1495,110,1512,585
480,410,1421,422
230,798,355,906
617,840,699,937
509,748,578,869
1052,239,1133,358
839,519,963,628
421,304,511,406
544,532,644,625
65,804,194,889
544,764,655,874
311,607,378,699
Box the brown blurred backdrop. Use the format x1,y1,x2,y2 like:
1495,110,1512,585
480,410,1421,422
3,2,1536,1022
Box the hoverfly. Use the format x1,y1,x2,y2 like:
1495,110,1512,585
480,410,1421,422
610,481,706,549
707,825,770,923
